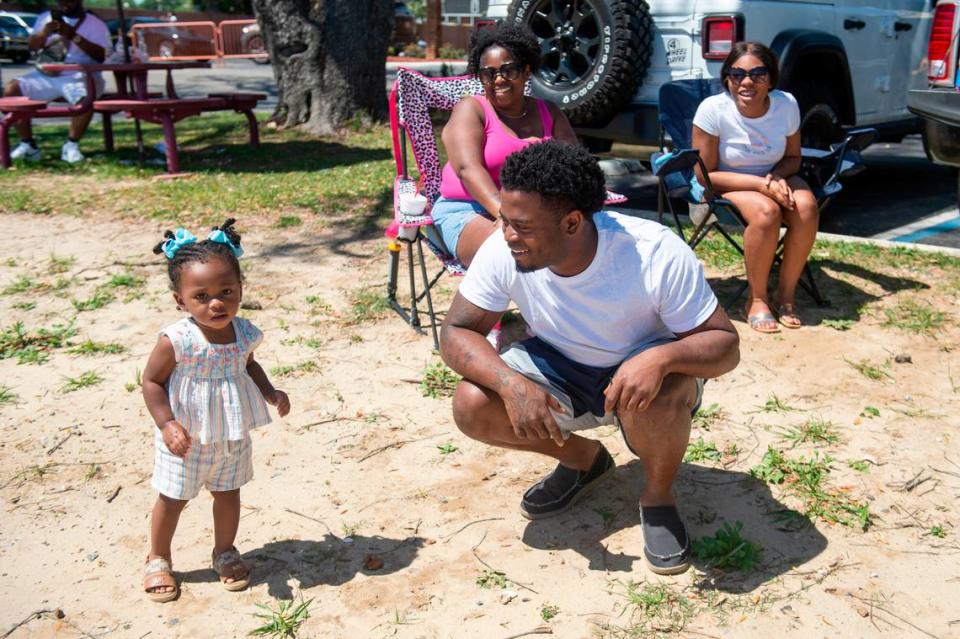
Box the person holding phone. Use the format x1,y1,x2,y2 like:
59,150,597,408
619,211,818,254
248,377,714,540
2,0,111,163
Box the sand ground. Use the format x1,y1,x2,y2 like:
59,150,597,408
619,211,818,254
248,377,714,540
1,212,958,639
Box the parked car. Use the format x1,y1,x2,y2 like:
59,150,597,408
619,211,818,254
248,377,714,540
239,22,270,64
0,14,30,64
106,17,215,59
908,0,960,206
0,11,38,31
487,0,932,151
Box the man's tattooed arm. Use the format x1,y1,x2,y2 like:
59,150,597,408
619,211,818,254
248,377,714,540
440,293,519,392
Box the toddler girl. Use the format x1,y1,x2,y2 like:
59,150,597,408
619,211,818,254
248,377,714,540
141,219,290,602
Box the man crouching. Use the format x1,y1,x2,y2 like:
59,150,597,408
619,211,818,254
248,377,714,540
439,140,740,575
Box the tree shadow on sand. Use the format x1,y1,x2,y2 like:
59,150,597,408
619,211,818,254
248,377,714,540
522,460,827,593
177,534,424,599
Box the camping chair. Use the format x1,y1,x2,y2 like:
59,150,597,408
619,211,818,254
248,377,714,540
652,79,877,307
386,68,626,349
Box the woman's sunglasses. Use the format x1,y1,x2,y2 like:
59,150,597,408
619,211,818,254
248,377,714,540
728,66,769,83
477,62,524,85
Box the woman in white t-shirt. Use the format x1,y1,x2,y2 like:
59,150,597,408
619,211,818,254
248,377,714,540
692,42,818,333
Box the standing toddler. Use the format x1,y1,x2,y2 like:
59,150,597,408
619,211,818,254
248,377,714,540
141,219,290,602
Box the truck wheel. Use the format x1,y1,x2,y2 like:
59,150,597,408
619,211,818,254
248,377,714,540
506,0,653,127
798,87,843,150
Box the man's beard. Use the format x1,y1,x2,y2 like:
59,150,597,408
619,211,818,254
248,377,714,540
514,261,541,274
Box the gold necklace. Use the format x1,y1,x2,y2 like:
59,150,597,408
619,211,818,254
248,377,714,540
495,97,528,120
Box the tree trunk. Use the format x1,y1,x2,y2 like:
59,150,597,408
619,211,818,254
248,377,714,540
251,0,393,135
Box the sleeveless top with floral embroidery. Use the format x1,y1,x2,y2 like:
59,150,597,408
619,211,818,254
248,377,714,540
160,317,271,444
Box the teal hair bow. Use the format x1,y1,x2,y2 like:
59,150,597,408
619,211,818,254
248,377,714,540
208,229,244,257
160,228,197,259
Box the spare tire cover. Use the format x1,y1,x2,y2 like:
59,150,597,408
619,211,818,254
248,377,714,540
506,0,653,126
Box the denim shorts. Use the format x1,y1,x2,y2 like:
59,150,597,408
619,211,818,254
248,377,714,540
430,197,494,257
500,337,704,437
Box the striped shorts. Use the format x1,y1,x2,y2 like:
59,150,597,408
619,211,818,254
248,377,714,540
152,433,253,500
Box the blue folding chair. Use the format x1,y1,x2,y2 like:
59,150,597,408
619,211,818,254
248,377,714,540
652,79,878,307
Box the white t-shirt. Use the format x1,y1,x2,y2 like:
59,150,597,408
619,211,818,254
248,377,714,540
692,89,801,177
458,212,719,368
32,11,111,65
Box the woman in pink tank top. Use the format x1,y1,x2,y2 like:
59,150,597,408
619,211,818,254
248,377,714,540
434,24,577,267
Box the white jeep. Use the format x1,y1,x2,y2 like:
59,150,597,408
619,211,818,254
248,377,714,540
487,0,933,149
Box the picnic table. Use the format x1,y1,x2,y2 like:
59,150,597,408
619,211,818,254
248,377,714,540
0,61,265,174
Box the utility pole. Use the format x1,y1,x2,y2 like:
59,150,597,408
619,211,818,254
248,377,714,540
426,0,442,58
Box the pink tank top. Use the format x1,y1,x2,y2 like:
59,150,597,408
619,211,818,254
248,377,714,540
439,96,554,201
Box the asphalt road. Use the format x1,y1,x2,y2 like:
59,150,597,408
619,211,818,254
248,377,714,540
2,58,956,249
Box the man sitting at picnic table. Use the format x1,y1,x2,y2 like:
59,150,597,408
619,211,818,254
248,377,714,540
439,141,740,575
2,0,110,163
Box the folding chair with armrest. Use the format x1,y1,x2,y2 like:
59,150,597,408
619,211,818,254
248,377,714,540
652,79,877,307
386,68,626,349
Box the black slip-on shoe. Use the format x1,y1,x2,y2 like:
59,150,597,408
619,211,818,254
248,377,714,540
640,505,691,575
520,445,615,520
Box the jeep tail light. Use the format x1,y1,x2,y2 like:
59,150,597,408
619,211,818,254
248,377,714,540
928,3,957,82
703,16,741,60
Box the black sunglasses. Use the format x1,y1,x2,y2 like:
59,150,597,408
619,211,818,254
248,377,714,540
728,66,769,83
477,62,524,85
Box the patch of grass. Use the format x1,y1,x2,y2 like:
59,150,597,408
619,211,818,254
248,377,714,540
106,273,145,289
845,357,891,381
0,385,17,406
822,318,856,331
750,447,871,530
341,521,361,538
0,114,396,223
348,288,390,324
11,301,37,311
860,406,880,418
882,299,945,334
540,605,560,621
436,443,458,455
70,339,127,356
476,569,508,589
848,460,871,473
754,392,795,413
71,289,115,312
692,403,724,430
692,521,763,572
420,361,460,399
269,361,320,378
593,506,617,527
124,367,142,393
683,438,721,463
607,580,698,637
84,463,100,481
277,215,302,228
928,525,947,539
0,320,77,365
780,416,841,447
697,233,744,270
47,254,75,274
251,595,313,638
3,275,34,295
60,371,104,393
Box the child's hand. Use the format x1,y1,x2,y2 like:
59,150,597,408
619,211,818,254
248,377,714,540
161,421,192,458
266,389,290,417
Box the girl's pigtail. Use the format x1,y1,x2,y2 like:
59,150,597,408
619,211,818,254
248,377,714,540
215,218,242,250
153,230,175,256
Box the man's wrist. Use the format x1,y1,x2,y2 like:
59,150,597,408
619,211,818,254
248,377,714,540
72,33,83,45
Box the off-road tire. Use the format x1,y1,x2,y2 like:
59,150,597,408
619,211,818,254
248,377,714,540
506,0,653,127
797,85,843,150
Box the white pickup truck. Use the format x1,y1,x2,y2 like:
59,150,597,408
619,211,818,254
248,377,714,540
909,0,960,204
487,0,933,150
